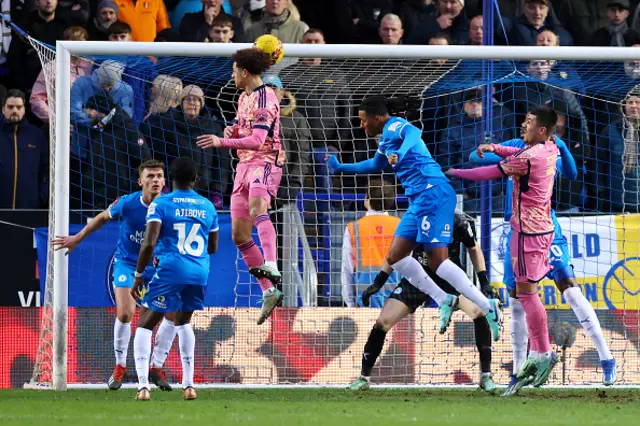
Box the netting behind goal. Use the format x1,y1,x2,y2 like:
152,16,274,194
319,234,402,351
10,40,640,388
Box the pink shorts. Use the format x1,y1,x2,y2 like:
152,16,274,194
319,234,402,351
230,162,282,220
510,231,553,283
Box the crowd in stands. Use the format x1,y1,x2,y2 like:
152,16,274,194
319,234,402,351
1,0,640,215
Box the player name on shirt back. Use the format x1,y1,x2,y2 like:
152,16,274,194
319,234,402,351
174,208,208,219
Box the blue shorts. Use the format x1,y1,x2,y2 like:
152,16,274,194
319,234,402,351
503,227,573,291
112,258,153,289
395,184,456,247
141,282,206,314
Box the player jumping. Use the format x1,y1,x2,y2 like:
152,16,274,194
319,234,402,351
470,113,616,394
447,105,561,390
197,48,285,325
326,95,503,340
52,159,175,391
131,157,219,401
348,211,500,392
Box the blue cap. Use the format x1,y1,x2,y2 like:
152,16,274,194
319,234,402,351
263,74,283,89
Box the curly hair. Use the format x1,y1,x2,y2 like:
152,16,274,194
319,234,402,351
232,48,272,76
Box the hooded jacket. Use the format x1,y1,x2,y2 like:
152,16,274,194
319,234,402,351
277,91,311,201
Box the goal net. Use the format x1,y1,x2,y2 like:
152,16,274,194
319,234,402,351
8,39,640,389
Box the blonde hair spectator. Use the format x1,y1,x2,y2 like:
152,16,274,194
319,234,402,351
148,75,183,115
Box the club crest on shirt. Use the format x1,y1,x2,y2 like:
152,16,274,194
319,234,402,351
255,110,269,125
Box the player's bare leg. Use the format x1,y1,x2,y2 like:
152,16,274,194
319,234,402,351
386,237,458,333
134,307,165,400
427,247,503,341
458,296,496,393
149,311,177,391
348,299,411,391
555,276,616,385
233,215,283,325
175,310,197,400
109,287,136,390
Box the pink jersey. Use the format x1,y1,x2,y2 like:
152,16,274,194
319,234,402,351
497,141,559,235
234,85,284,165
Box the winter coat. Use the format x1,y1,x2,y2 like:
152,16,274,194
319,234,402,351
394,0,435,41
6,10,69,93
507,14,574,46
178,8,245,42
245,10,308,44
405,9,470,45
557,0,617,46
596,119,640,212
277,91,311,201
0,116,48,208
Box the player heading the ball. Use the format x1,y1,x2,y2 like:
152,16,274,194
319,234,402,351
52,159,175,392
197,48,285,325
326,95,503,339
131,157,219,401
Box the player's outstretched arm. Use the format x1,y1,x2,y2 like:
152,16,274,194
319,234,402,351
326,151,387,175
469,139,522,165
445,165,504,181
208,231,219,255
554,136,578,180
196,126,270,151
51,209,112,255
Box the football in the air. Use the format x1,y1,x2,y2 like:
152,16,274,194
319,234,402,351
253,34,284,65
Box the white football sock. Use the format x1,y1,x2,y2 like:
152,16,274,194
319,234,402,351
133,327,153,390
151,319,177,368
391,256,448,305
564,287,613,361
178,324,196,389
436,259,491,313
265,260,279,271
510,298,529,375
113,318,131,367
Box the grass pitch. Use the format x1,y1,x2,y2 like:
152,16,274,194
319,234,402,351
1,388,639,426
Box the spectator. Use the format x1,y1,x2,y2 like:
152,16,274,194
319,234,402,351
301,28,324,65
536,28,559,46
263,74,311,201
178,0,245,42
330,0,394,44
405,0,469,45
87,0,119,41
469,14,482,45
239,0,302,32
70,60,143,208
0,89,48,209
30,26,92,126
145,74,182,118
533,29,582,85
245,0,309,43
203,14,235,42
7,0,69,94
115,0,170,42
437,88,512,212
395,0,435,42
557,0,616,46
378,13,404,44
591,1,640,46
341,178,400,308
508,0,574,46
597,88,640,212
428,33,452,65
56,0,90,26
107,20,133,41
107,21,157,125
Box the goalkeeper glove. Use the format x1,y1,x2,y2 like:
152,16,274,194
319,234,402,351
478,271,501,301
362,270,390,307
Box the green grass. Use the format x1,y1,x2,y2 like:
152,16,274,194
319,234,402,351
1,388,639,425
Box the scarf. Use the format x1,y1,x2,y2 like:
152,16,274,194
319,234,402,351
607,21,628,47
622,118,640,174
263,8,290,33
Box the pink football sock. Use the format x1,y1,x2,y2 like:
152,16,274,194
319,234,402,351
237,239,272,291
254,214,277,263
517,291,551,354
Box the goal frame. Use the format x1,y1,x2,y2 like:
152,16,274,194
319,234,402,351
51,42,640,391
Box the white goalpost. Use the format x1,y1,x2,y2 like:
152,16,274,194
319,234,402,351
26,40,640,390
